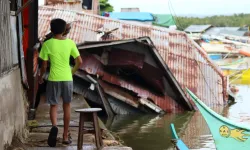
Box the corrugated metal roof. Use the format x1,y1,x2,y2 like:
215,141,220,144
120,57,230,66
220,30,247,37
109,12,154,22
184,25,212,33
203,27,244,36
121,8,140,12
38,6,227,108
77,49,184,112
77,37,194,112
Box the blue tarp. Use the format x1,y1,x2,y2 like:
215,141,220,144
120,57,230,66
109,12,154,22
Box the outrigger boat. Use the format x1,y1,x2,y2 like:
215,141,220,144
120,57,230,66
186,88,250,150
215,58,250,77
170,123,189,150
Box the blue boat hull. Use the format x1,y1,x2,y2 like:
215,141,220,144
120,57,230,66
170,123,189,150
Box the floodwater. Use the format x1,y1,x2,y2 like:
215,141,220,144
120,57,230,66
106,83,250,150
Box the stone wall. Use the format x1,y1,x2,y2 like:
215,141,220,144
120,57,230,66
0,68,28,149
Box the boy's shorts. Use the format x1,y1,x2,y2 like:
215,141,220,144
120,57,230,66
46,81,73,105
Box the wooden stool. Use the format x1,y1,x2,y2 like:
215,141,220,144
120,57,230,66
75,108,103,150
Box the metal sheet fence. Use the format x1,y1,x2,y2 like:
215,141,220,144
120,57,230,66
38,7,227,107
0,0,13,74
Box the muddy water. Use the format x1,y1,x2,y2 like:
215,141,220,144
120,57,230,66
106,84,250,150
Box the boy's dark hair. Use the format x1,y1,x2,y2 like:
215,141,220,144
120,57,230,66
50,18,66,34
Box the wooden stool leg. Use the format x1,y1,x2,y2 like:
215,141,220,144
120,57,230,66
77,113,84,150
93,112,102,149
99,125,103,146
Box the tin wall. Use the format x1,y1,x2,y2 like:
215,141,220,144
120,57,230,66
0,0,14,74
38,7,227,107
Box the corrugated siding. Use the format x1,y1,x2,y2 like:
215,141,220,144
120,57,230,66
0,0,13,74
38,7,227,107
80,53,184,112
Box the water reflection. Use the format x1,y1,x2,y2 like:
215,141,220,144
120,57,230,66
222,84,250,124
107,84,250,150
107,113,194,150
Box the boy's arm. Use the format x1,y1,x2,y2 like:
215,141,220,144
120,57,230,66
72,56,82,75
71,40,82,75
38,43,49,84
39,61,48,84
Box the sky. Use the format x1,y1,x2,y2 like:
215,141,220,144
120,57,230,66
109,0,250,17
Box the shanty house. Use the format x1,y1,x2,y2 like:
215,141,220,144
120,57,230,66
38,6,227,112
184,25,213,40
184,25,213,33
73,37,193,114
41,0,100,14
203,27,248,36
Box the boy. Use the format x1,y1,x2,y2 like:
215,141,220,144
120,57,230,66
35,23,71,109
38,18,82,147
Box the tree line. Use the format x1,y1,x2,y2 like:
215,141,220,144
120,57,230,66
98,1,250,31
175,13,250,30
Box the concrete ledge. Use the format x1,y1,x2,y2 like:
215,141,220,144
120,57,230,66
27,145,132,150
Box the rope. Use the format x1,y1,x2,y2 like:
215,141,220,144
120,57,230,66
168,0,185,30
193,50,220,103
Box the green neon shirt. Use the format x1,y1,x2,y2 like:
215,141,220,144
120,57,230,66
39,38,80,81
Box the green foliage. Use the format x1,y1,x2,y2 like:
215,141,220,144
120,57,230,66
99,0,114,13
174,13,250,30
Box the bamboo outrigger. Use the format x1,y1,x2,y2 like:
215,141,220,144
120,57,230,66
170,123,189,150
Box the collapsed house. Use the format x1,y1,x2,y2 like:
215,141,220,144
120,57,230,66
72,37,193,115
38,6,227,113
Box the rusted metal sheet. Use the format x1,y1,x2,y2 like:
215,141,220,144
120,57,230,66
108,49,164,93
38,7,227,109
78,39,189,112
108,49,145,69
138,62,165,93
99,80,139,108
